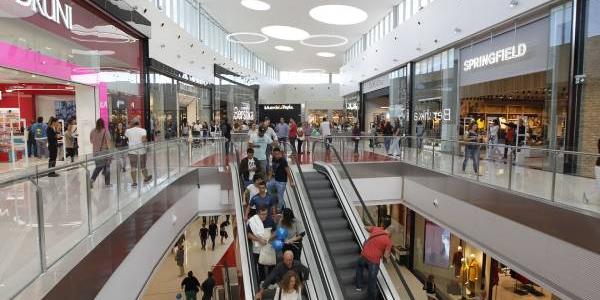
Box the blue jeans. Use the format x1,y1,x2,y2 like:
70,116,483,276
462,146,480,173
384,137,391,153
268,179,287,211
355,256,379,298
257,159,267,177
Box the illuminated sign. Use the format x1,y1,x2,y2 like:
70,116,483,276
263,104,295,110
414,108,451,121
463,43,527,72
346,102,358,110
15,0,73,30
233,106,255,121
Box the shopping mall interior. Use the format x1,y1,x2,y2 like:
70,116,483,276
0,0,599,300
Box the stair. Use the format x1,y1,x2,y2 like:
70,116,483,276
303,171,379,300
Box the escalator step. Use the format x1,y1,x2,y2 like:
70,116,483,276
333,254,359,269
338,268,358,285
303,172,326,181
308,188,336,198
303,180,331,189
321,219,350,230
312,198,339,209
316,208,344,219
344,286,370,300
324,229,355,242
329,241,361,255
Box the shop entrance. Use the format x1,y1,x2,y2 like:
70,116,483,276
0,67,95,170
364,96,390,131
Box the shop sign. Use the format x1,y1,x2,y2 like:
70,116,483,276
346,102,358,110
463,43,527,72
263,104,295,110
362,73,390,94
233,106,255,121
413,108,452,122
15,0,73,30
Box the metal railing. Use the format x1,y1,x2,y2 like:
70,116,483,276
311,139,415,300
1,137,227,299
312,134,600,216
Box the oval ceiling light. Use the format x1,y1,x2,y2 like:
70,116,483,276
299,68,326,73
275,45,294,52
317,52,336,58
226,32,269,44
301,34,348,47
261,25,310,41
241,0,271,11
309,5,368,25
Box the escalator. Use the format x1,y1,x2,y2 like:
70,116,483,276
303,171,373,300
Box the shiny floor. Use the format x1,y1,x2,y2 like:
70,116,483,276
141,215,234,300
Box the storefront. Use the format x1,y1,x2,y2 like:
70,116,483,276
361,66,410,133
258,104,302,124
343,92,360,126
0,0,148,158
214,65,258,124
410,212,560,300
458,4,572,153
148,59,211,141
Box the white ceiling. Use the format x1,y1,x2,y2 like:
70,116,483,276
199,0,397,73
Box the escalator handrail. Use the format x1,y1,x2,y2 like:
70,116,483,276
281,141,340,300
229,151,257,299
312,140,416,300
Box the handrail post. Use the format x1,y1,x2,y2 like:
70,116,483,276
84,159,93,233
116,153,121,210
166,142,171,179
508,146,513,191
177,140,182,175
153,143,158,187
137,151,142,197
33,167,47,272
431,141,436,169
550,150,558,202
451,141,455,175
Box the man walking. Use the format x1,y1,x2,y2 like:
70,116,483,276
199,223,209,251
355,220,392,298
320,117,332,150
181,271,201,300
275,117,289,151
249,127,273,176
208,220,218,251
125,119,153,187
201,272,216,300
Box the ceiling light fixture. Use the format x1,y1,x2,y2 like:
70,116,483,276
299,68,326,73
509,0,519,7
275,45,294,52
241,0,271,11
226,32,269,44
261,25,310,41
301,34,348,47
316,52,336,58
309,5,368,25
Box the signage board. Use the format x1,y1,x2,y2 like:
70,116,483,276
258,104,301,123
14,0,73,30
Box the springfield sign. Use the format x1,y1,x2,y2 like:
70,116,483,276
15,0,73,30
463,43,527,72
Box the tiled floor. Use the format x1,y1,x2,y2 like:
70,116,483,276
141,215,234,300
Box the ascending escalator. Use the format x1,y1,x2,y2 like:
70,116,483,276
303,171,377,300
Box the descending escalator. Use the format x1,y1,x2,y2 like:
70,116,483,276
303,171,377,300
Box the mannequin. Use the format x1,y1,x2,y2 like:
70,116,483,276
467,254,480,297
452,246,464,277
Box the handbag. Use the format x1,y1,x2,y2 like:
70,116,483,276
259,243,276,266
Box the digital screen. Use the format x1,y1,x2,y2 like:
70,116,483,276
424,221,451,268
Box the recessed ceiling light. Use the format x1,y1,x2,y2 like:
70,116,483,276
316,52,335,58
226,32,269,44
301,34,348,47
241,0,270,11
275,45,294,52
299,68,326,73
309,5,368,25
261,25,310,41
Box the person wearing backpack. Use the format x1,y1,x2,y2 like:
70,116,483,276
355,219,392,299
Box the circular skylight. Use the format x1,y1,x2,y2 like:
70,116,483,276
301,34,348,47
309,5,368,25
317,52,336,58
261,25,310,41
226,32,269,44
241,0,271,11
275,45,294,52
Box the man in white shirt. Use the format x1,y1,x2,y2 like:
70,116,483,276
249,127,273,176
246,207,270,283
320,117,332,150
125,119,152,187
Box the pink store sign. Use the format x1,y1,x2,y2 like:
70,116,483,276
0,40,108,121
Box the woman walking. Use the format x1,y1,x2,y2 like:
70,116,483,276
89,118,112,187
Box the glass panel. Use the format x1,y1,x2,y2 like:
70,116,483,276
0,177,41,298
88,154,118,230
149,72,178,141
154,144,170,185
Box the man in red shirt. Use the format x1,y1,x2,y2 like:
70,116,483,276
355,222,392,298
288,118,298,153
